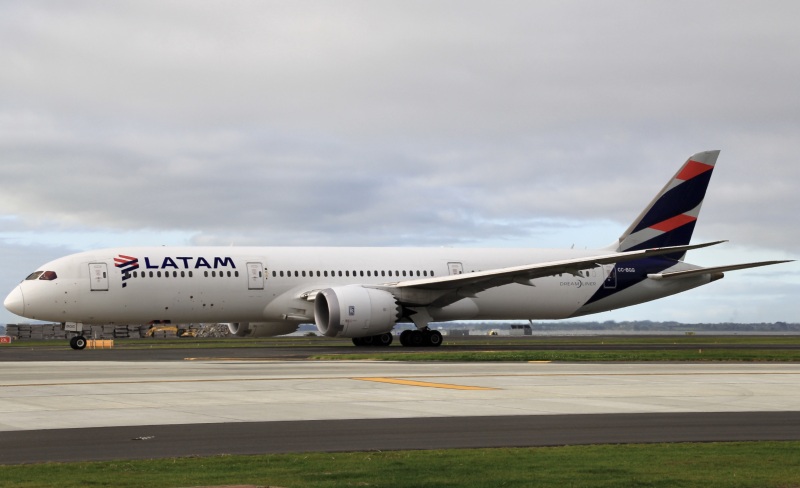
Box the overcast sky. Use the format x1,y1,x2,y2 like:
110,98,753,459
1,1,798,326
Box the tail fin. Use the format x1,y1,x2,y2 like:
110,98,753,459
615,150,720,259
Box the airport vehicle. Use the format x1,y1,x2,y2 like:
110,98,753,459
144,325,197,338
4,151,791,349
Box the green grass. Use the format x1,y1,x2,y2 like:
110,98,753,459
313,349,800,362
2,442,800,487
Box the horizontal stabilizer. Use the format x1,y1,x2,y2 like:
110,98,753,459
647,260,794,280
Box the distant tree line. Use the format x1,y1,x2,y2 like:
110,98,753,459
434,320,800,332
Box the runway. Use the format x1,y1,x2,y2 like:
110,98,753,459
2,360,800,463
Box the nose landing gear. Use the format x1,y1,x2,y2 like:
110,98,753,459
69,335,87,350
64,322,87,350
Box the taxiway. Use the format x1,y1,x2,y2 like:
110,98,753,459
1,359,799,463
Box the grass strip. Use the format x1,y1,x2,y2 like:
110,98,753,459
1,442,799,487
312,349,800,361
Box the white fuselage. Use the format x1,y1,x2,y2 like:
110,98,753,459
5,246,707,332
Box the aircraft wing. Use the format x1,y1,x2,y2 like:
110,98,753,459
647,260,794,280
377,241,725,307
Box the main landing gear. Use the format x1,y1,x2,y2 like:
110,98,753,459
69,335,87,350
399,328,442,347
351,329,443,347
352,333,393,347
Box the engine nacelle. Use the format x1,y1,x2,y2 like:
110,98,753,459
226,322,299,338
315,285,401,338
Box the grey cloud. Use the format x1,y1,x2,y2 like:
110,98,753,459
1,2,798,255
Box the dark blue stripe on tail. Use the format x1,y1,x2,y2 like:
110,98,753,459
632,170,713,234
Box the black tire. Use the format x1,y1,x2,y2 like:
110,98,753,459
74,336,87,350
399,330,411,346
352,337,364,346
409,330,424,347
428,330,443,347
69,336,79,350
376,332,393,347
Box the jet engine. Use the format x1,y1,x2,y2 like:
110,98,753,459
314,285,401,338
226,322,299,338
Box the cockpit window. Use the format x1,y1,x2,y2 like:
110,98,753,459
39,271,58,281
25,271,44,280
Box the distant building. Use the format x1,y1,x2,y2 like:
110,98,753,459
447,329,470,337
509,323,532,336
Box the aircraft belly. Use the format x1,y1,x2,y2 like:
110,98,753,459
469,278,598,320
574,274,711,316
429,298,480,321
75,281,269,324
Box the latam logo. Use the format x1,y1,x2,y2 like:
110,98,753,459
114,254,236,288
142,256,236,270
114,255,139,288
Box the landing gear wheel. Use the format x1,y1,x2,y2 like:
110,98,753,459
70,336,87,350
353,333,393,347
400,329,443,347
428,330,443,347
376,332,393,346
409,330,425,347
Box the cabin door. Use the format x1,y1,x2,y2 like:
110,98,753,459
448,262,464,275
246,262,265,290
89,263,109,291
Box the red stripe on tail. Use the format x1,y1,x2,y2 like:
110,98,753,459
676,160,713,181
650,214,697,232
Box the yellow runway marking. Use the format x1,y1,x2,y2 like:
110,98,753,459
184,357,286,361
3,372,799,389
355,377,497,390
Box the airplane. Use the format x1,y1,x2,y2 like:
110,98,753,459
3,150,792,350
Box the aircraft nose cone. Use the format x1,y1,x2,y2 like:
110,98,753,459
4,286,24,317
